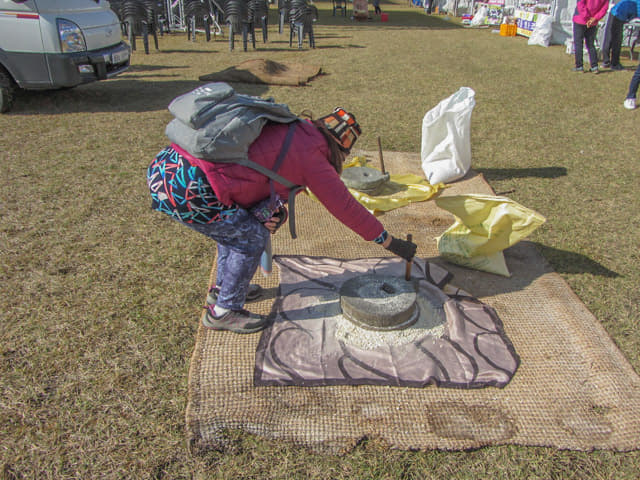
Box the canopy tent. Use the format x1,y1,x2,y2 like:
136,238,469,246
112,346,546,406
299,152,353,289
440,0,578,45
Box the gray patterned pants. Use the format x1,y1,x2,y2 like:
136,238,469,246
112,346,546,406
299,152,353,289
183,208,270,309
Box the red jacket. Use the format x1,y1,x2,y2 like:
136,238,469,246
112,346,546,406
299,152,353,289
174,120,384,241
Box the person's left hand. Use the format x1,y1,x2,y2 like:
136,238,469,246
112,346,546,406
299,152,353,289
586,17,596,27
264,207,288,234
264,217,279,234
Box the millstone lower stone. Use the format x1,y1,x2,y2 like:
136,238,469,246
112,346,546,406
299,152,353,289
340,167,390,195
339,274,419,331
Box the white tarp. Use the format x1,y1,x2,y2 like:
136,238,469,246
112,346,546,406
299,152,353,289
550,0,578,45
440,0,578,45
442,0,519,15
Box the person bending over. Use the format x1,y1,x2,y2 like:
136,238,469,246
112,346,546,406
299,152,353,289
147,108,417,333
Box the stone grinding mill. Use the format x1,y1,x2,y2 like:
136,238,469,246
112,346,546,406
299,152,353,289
340,136,391,195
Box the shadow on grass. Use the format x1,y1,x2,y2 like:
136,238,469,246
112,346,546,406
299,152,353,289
190,37,361,51
121,73,186,79
6,79,272,115
534,243,620,277
315,9,463,29
434,239,618,300
357,16,464,29
126,64,186,72
236,44,357,51
313,33,354,39
152,49,222,54
478,167,568,180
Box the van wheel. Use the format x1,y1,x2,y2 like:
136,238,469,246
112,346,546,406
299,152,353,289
0,67,16,113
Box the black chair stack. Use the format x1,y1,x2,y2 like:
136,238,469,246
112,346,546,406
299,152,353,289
249,0,269,44
289,0,316,49
141,0,162,50
332,0,347,16
223,0,253,51
108,0,161,54
277,0,290,34
184,0,215,42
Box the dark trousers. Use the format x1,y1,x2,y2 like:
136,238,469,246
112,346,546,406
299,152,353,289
425,0,436,14
626,62,640,99
573,22,599,68
602,14,624,66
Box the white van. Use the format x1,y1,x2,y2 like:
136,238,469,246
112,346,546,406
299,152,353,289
0,0,130,112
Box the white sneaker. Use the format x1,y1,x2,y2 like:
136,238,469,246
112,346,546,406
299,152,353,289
624,98,636,110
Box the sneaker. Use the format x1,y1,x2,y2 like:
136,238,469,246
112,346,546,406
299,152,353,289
202,306,268,333
611,64,624,71
624,98,636,110
572,66,584,72
206,283,263,306
602,62,611,68
590,65,599,74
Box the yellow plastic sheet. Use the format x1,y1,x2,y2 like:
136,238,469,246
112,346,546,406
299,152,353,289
339,156,445,214
435,194,546,277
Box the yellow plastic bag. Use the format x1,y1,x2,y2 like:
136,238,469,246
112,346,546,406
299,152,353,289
340,156,445,214
435,194,546,276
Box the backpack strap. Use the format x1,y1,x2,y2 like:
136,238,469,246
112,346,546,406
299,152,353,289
271,122,304,239
234,121,303,238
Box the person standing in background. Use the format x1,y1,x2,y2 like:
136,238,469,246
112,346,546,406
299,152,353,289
623,61,640,108
573,0,610,72
425,0,437,14
601,0,640,69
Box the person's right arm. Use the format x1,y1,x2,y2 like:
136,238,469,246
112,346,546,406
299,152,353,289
303,158,416,261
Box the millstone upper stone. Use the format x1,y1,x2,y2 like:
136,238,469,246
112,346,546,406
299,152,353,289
339,274,419,331
340,166,390,195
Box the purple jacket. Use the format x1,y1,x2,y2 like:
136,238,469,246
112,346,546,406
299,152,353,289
179,120,385,242
573,0,609,25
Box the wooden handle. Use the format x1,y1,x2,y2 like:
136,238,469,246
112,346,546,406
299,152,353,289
405,233,412,281
377,136,386,175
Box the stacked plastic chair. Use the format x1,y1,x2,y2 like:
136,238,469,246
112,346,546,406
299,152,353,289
141,0,162,51
332,0,347,16
108,0,161,54
222,0,252,51
184,0,215,42
249,0,269,44
289,0,316,49
277,0,290,34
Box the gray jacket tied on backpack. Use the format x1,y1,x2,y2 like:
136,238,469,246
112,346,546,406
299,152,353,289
165,82,299,162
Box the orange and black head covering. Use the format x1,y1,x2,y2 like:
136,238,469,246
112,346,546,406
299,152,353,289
318,108,361,152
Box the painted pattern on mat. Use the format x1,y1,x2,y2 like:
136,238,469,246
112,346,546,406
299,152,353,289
254,256,520,388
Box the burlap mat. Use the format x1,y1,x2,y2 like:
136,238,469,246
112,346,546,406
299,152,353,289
186,151,640,454
199,59,322,86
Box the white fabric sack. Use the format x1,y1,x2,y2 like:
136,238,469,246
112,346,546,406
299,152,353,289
470,6,487,26
420,87,476,185
528,14,553,47
565,38,573,54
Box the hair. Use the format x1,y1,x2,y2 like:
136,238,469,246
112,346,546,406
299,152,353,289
312,119,346,175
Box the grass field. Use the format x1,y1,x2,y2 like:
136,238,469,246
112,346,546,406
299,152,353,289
1,1,639,478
